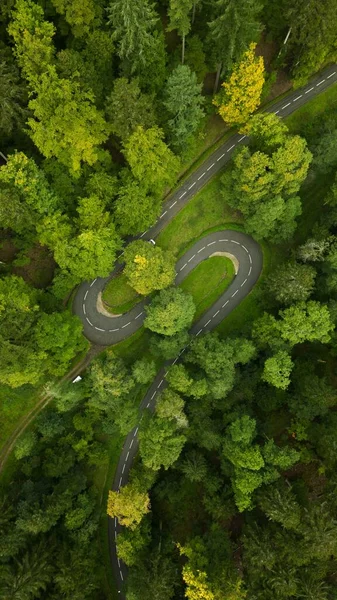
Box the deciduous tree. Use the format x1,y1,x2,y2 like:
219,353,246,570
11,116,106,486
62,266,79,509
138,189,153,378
144,287,196,335
105,77,157,142
123,125,180,195
266,262,316,305
107,483,150,529
123,240,176,295
261,351,293,390
213,43,264,126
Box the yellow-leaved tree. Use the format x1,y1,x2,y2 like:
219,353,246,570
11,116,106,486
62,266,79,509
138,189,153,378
213,43,264,128
107,482,150,530
182,566,215,600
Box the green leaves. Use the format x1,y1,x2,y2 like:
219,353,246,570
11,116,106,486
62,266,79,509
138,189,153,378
123,125,180,195
163,64,205,151
123,240,176,295
144,287,196,336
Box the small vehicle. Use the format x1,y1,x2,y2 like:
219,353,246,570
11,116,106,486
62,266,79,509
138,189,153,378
72,375,82,383
149,239,156,245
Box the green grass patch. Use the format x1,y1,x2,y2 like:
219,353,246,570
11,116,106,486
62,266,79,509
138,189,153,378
285,81,337,133
0,384,41,452
102,273,140,314
158,171,242,255
180,256,235,321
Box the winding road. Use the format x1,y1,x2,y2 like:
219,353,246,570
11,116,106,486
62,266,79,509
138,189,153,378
72,64,337,597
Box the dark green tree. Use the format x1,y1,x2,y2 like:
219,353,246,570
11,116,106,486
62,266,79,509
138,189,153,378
163,64,205,151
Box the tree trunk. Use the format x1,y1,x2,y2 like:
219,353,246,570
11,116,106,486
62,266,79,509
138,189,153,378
182,33,185,64
192,1,196,24
213,62,222,94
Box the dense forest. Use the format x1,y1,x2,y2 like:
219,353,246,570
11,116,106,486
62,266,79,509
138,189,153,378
1,0,337,599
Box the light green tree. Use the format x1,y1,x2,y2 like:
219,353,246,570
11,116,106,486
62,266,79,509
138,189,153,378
28,68,109,175
50,0,98,38
123,125,180,194
114,174,161,235
107,483,150,530
8,0,55,83
123,240,176,295
262,351,293,390
144,287,196,336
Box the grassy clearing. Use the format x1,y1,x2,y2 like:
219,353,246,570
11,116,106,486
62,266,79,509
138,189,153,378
158,171,242,255
102,273,140,314
285,82,337,133
0,384,42,452
180,256,235,321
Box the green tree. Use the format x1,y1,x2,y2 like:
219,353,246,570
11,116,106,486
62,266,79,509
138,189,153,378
185,35,208,83
50,0,98,38
257,485,301,530
167,0,193,64
132,358,156,385
8,0,55,83
105,77,157,142
34,312,88,376
262,351,293,390
127,553,178,600
107,483,150,529
278,301,334,346
114,174,161,235
286,0,337,84
123,240,176,295
14,431,37,460
223,135,312,241
117,520,150,566
28,68,109,175
106,0,158,73
208,0,262,92
245,112,288,154
139,408,187,470
0,544,53,599
179,449,208,482
266,261,316,305
144,287,195,336
297,238,331,263
156,388,187,426
88,351,135,411
150,330,190,359
0,59,27,136
123,125,180,194
163,64,205,151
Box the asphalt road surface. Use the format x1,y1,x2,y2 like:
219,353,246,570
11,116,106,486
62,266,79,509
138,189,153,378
71,63,337,597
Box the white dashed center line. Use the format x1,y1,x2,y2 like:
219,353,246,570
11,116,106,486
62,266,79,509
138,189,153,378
232,290,239,297
293,95,302,102
189,182,196,190
207,163,215,171
327,72,336,78
84,290,88,301
179,191,186,199
282,102,291,109
305,87,314,94
170,200,177,208
198,172,206,180
316,79,325,86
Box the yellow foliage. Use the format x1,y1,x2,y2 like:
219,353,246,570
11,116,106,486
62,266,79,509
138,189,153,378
182,566,215,600
107,484,150,530
134,254,148,270
213,43,264,127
